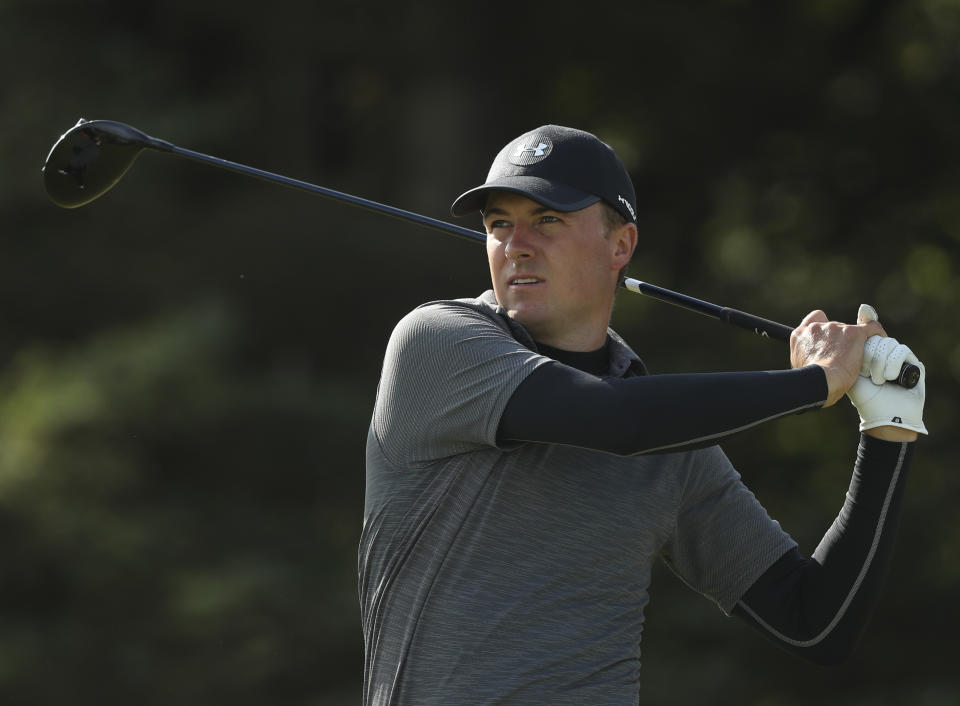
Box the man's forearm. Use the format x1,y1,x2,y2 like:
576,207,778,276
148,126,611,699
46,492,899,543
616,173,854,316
498,362,829,455
733,435,914,665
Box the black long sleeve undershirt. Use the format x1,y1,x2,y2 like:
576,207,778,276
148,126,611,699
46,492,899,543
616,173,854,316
734,436,913,665
498,360,828,455
498,351,915,665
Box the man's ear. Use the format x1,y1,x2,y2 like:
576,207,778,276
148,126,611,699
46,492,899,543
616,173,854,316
611,222,638,270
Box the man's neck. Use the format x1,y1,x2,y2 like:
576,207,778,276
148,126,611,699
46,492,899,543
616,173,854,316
536,339,610,376
526,320,610,352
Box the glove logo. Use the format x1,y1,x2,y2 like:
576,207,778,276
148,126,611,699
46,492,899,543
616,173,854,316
892,416,902,423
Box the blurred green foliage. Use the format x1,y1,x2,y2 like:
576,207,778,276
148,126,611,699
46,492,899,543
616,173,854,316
1,0,958,703
0,303,365,704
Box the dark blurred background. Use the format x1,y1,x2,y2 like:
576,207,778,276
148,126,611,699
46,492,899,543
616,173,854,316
2,0,958,703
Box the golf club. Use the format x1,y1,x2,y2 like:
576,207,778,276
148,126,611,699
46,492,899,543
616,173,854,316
42,118,921,389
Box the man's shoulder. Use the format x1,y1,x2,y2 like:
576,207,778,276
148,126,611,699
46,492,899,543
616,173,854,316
393,291,521,342
411,290,501,320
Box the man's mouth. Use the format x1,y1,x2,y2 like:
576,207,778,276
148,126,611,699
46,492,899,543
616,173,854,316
509,277,542,286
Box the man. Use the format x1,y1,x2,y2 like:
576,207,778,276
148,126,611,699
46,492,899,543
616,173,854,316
359,125,927,705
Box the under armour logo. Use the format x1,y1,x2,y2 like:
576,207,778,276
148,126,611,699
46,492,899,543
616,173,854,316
508,136,553,166
514,142,549,158
892,416,902,423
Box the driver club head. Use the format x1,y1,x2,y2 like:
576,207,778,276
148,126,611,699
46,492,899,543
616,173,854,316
42,119,163,208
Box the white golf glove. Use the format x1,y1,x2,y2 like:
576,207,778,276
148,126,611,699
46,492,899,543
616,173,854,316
847,304,928,435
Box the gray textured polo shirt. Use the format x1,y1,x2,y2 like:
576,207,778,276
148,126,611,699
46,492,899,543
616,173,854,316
360,291,795,705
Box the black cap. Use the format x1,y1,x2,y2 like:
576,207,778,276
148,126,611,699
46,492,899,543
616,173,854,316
451,125,637,223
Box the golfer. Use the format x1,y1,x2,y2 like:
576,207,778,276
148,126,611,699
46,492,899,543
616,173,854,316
359,125,927,705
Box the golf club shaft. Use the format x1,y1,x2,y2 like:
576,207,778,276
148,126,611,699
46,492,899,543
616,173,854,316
165,144,816,344
159,142,489,245
141,145,808,342
168,143,801,342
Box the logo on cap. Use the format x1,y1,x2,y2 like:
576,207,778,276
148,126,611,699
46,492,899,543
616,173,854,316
618,195,636,221
509,136,553,166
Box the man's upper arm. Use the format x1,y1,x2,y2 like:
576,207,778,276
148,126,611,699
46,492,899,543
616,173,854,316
663,446,797,613
372,303,548,466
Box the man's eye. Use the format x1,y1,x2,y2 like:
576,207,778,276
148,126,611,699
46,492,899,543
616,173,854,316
488,220,510,229
539,215,560,224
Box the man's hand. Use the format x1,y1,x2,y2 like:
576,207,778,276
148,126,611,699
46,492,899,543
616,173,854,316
790,310,886,407
848,304,926,441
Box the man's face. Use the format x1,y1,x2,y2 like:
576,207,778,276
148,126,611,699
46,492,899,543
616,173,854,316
483,192,635,349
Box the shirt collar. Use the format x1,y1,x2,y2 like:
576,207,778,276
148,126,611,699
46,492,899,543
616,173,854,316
476,290,647,378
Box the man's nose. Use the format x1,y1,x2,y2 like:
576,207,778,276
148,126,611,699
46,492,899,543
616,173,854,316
505,221,535,261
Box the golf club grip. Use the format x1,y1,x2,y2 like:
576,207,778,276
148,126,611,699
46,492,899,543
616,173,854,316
719,307,921,389
718,307,793,341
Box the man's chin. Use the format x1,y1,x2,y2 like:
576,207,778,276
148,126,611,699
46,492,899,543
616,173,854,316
504,305,550,332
